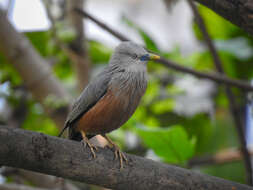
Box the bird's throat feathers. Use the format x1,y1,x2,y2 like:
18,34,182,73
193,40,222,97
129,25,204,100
109,64,147,97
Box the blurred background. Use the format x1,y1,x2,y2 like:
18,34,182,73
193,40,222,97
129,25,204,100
0,0,253,189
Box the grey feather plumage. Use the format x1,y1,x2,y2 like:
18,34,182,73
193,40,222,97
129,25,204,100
66,67,112,125
58,41,149,138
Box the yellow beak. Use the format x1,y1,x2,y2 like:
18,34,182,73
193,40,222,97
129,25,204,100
149,53,160,60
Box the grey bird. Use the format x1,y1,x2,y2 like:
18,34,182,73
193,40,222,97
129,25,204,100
59,41,160,169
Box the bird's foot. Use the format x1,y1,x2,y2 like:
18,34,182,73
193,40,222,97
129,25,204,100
81,139,98,158
103,135,128,169
111,144,128,170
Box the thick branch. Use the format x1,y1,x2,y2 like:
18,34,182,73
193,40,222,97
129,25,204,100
74,9,253,92
1,167,80,190
0,9,70,128
0,127,253,190
194,0,253,36
0,184,49,190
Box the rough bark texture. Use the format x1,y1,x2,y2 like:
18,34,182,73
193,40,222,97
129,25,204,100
1,167,81,190
0,127,252,190
0,9,70,127
194,0,253,36
14,169,80,190
0,184,49,190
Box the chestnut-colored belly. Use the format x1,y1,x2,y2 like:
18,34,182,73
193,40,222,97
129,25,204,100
76,89,131,135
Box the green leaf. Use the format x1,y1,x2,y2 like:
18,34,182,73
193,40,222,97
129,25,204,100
181,114,214,154
202,162,245,184
22,101,58,136
121,16,159,52
142,79,160,104
53,55,73,80
135,125,195,164
56,23,76,44
193,5,241,40
25,31,50,56
0,54,22,85
151,98,174,114
88,40,112,64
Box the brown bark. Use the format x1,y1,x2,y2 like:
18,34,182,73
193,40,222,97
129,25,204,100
0,9,70,128
0,127,253,190
0,184,49,190
66,0,90,91
15,169,80,190
1,167,81,190
188,146,253,167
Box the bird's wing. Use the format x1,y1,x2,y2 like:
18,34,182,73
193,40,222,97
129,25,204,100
58,67,113,137
68,69,112,125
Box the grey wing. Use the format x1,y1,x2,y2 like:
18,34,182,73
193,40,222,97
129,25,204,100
58,67,112,137
67,70,112,125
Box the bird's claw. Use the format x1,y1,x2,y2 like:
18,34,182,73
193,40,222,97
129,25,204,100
110,144,128,170
81,140,97,158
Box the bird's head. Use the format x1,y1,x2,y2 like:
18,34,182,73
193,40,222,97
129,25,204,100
109,41,160,70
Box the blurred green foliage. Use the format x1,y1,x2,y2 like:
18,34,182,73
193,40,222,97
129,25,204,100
0,3,253,185
22,101,58,136
121,16,159,52
0,55,22,85
88,40,112,64
135,125,196,165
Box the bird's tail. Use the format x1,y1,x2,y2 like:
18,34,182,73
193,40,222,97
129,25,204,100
58,122,69,137
59,122,95,141
69,127,95,141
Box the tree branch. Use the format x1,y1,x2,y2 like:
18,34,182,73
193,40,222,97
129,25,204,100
43,0,91,91
0,127,252,190
74,8,253,92
0,9,70,128
66,0,90,90
1,168,81,190
74,8,129,41
188,146,253,167
194,0,253,36
187,0,253,185
155,58,253,91
0,183,49,190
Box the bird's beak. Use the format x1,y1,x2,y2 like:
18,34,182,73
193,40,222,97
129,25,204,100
148,53,160,60
140,53,160,61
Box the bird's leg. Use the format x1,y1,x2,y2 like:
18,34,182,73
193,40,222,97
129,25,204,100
80,131,98,158
102,134,128,169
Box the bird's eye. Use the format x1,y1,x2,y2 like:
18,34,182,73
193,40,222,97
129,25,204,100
132,53,138,59
118,69,125,73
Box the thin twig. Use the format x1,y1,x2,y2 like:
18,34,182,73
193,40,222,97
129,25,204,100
44,0,90,89
157,58,253,91
74,8,130,41
188,146,253,167
74,8,253,92
187,0,253,185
